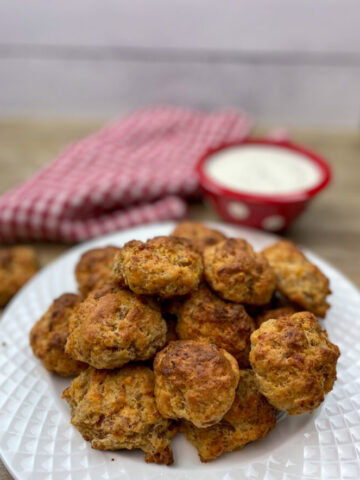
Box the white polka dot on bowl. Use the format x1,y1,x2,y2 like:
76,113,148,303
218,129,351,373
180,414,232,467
227,201,250,220
262,215,285,231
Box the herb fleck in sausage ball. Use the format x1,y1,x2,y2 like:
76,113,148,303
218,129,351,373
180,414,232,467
171,221,227,253
182,369,277,462
176,284,256,367
203,238,276,305
75,246,121,297
30,293,86,376
62,366,177,465
262,240,331,317
250,312,340,415
112,236,203,298
154,340,239,428
65,284,167,369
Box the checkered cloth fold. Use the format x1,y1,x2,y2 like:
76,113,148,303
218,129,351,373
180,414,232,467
0,106,251,243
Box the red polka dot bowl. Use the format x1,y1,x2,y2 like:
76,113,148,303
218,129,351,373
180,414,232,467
196,138,331,232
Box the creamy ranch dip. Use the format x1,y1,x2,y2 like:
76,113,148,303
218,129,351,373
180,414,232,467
204,145,322,195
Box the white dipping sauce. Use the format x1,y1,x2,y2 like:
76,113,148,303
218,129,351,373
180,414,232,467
204,145,322,195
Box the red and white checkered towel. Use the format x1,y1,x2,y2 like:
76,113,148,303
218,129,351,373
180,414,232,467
0,106,251,243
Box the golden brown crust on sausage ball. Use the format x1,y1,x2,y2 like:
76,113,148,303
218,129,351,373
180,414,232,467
0,246,38,307
62,366,177,465
176,284,256,367
65,284,167,369
30,293,87,376
112,236,203,298
262,241,330,317
75,246,121,297
154,340,240,428
255,305,298,328
171,221,227,253
203,238,276,305
182,369,277,462
250,312,340,415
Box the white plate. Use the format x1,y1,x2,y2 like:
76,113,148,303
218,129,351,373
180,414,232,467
1,222,360,480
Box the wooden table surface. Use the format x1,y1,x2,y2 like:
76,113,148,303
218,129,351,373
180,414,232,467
0,119,359,479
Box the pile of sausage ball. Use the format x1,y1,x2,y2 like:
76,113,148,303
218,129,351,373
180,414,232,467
30,222,340,465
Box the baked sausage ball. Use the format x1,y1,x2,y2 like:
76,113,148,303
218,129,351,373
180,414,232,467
30,293,86,376
171,221,227,253
154,340,240,428
262,241,331,317
0,246,38,307
203,238,276,305
62,366,177,465
176,284,256,367
112,236,203,298
250,312,340,415
75,246,121,297
182,369,277,462
255,305,298,328
65,284,167,369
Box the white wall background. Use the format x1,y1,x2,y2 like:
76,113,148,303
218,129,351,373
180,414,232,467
1,0,360,126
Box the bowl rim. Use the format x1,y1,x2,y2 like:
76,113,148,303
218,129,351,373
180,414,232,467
196,138,332,205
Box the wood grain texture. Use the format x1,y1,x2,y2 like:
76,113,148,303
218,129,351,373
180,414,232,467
1,1,360,126
1,59,360,126
0,118,359,479
1,0,360,53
